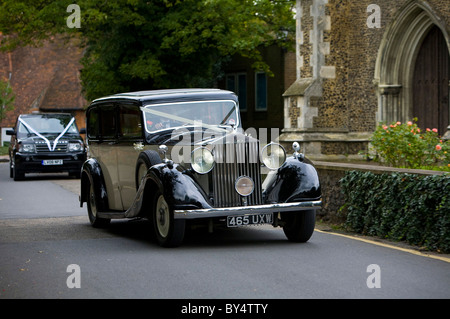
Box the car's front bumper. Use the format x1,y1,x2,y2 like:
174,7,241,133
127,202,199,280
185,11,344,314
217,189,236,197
173,200,322,219
14,152,86,174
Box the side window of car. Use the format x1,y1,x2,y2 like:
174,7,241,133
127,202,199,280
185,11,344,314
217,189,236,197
119,105,142,139
100,105,117,139
87,107,100,139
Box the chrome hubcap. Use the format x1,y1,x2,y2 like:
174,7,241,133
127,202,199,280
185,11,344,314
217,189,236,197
156,195,170,238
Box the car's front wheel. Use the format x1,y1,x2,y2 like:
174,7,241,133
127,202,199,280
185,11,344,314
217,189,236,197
281,209,316,242
152,190,185,247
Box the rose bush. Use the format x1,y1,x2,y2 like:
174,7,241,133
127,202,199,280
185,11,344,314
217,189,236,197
371,119,450,171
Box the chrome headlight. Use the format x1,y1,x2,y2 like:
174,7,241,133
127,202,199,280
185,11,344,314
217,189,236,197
191,147,215,174
68,142,83,152
261,143,286,170
19,144,35,153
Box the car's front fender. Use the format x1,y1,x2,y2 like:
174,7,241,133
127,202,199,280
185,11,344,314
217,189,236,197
144,162,212,211
263,156,321,204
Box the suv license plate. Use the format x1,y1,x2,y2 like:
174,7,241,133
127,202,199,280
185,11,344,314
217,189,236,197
227,213,273,227
42,159,63,165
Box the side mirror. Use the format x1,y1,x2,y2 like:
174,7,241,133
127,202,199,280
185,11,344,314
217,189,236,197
6,129,15,136
79,128,86,134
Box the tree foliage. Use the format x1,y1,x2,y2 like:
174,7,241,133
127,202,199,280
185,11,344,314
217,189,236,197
0,0,296,100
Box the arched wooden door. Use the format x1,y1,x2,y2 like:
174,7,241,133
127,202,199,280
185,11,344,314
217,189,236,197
413,25,449,135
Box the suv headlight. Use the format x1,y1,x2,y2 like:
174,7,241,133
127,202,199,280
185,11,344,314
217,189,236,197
261,143,286,170
191,147,215,174
19,144,35,153
68,142,83,152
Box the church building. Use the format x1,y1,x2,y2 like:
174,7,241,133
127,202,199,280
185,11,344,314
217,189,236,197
279,0,450,160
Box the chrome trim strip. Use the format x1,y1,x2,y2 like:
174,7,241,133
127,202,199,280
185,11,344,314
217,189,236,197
174,200,322,219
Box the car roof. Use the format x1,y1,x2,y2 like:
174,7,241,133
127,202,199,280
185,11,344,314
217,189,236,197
90,89,238,105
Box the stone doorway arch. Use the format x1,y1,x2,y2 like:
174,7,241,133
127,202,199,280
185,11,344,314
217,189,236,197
374,0,450,137
413,25,449,135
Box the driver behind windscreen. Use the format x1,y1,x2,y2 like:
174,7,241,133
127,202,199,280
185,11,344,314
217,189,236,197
146,115,170,131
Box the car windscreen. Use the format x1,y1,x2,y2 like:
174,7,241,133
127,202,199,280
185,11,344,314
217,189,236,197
18,115,78,136
142,100,239,133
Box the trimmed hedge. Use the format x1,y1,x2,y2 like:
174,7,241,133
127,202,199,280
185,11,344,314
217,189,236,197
340,171,450,253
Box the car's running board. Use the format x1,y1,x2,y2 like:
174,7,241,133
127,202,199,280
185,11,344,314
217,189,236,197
97,212,127,219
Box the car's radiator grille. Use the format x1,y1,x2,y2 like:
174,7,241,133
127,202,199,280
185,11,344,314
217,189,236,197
212,140,262,207
35,142,68,153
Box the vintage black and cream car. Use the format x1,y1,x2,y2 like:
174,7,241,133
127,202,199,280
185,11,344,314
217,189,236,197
7,113,86,180
80,89,321,247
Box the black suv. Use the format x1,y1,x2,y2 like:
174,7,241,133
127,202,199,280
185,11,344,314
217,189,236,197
80,89,322,247
7,113,86,180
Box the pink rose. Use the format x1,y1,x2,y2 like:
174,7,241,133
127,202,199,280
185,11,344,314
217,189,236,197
432,128,438,133
436,145,442,151
407,121,413,126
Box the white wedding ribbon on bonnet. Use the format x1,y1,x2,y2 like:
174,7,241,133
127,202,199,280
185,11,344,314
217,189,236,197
18,117,76,151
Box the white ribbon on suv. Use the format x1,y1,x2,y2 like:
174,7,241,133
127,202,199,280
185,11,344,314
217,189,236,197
18,117,75,152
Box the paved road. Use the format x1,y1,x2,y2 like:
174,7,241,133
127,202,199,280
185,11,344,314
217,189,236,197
0,162,449,300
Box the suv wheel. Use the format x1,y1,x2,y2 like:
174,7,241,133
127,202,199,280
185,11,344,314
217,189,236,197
13,160,24,181
281,209,316,242
152,190,185,247
9,159,13,178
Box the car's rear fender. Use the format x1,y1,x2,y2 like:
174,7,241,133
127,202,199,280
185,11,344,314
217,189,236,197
79,158,109,211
